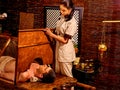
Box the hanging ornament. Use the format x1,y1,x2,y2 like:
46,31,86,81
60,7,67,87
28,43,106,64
98,20,120,58
98,43,107,52
98,43,107,58
98,22,107,59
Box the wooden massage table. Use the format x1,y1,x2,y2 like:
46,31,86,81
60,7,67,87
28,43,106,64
0,30,96,90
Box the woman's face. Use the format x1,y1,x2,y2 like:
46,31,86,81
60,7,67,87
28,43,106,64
60,4,72,16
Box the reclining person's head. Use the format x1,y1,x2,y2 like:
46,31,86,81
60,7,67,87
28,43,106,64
41,68,56,83
33,58,56,83
35,64,56,83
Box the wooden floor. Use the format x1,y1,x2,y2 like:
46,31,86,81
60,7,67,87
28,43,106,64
0,74,96,90
18,74,77,90
0,74,77,90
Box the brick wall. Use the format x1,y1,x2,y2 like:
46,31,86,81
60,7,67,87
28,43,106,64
1,0,120,89
81,0,120,89
27,0,44,28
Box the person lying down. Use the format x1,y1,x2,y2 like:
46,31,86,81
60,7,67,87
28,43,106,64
0,56,56,83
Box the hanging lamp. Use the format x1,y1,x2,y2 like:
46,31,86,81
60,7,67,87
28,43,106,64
98,20,120,59
98,21,107,59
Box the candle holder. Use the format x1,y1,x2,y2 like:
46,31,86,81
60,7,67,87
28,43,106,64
98,43,107,59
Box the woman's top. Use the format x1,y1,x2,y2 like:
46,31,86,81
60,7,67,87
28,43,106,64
55,16,77,62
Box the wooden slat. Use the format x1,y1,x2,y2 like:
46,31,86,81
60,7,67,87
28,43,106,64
0,35,11,57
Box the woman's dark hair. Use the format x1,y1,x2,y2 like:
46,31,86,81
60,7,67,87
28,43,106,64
60,0,75,21
41,69,56,83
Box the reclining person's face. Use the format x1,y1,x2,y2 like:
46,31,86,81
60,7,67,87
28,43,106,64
36,65,51,78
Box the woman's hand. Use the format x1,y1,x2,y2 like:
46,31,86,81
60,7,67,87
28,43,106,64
44,28,68,44
45,28,54,37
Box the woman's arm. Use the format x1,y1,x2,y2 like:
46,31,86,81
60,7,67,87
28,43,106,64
45,28,69,44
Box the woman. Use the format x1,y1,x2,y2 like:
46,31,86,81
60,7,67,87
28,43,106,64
44,0,77,77
0,56,56,83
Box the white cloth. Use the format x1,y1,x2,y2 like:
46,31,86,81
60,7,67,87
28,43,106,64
55,16,77,62
55,60,73,77
55,16,77,77
0,56,15,72
30,76,39,82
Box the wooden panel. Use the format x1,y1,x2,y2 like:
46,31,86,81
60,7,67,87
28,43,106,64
18,29,49,47
18,44,53,72
17,29,53,72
